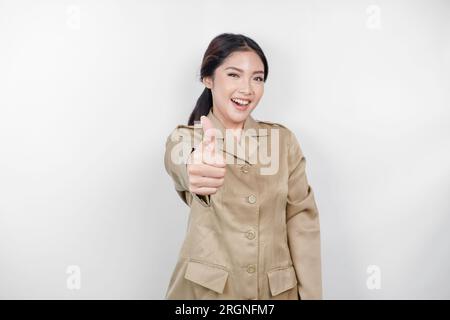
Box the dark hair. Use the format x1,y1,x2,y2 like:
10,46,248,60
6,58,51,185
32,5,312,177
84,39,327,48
188,33,269,125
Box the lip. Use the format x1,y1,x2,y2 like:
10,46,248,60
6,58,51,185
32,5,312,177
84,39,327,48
231,97,252,103
230,98,251,111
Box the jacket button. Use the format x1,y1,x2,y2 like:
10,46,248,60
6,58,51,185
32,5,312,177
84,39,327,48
246,264,256,273
240,165,249,173
247,195,256,204
246,230,256,240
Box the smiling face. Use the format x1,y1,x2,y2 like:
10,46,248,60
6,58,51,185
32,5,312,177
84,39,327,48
203,50,265,131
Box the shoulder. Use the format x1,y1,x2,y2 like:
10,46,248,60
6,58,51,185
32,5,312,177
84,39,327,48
256,119,288,129
166,124,202,146
174,124,195,135
168,124,195,137
256,119,304,154
256,119,295,142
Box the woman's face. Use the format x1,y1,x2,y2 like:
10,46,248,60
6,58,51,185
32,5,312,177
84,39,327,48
203,50,265,130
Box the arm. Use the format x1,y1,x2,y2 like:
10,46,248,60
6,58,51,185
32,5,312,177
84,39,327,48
285,129,323,299
164,127,210,207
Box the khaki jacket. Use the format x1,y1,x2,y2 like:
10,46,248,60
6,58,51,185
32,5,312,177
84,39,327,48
164,109,322,300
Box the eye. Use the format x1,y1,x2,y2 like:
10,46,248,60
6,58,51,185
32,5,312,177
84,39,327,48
254,76,264,82
227,73,239,78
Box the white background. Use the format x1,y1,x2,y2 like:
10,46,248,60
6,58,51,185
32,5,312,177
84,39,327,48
0,0,449,299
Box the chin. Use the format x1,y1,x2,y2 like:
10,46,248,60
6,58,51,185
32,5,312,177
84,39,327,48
228,110,250,123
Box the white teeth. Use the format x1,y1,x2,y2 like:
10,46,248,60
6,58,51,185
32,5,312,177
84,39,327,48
231,98,250,106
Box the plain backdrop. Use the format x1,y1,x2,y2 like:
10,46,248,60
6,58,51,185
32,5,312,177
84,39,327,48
0,0,449,299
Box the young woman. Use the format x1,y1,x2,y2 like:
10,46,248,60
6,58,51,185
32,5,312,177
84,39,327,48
164,33,322,300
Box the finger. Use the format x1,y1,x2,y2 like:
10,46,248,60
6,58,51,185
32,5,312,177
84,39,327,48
200,116,217,146
190,141,210,164
189,144,221,166
190,176,224,188
188,163,226,178
201,150,226,167
191,187,218,196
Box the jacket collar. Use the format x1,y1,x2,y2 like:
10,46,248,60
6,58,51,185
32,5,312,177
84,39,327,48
198,108,268,164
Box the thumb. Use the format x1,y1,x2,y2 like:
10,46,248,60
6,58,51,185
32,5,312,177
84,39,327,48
200,116,216,146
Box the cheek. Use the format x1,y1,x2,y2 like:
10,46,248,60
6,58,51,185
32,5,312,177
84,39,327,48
216,77,235,94
256,84,264,96
253,86,264,102
212,85,232,105
215,86,234,103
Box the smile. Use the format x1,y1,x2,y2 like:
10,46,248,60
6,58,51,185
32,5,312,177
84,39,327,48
231,98,251,111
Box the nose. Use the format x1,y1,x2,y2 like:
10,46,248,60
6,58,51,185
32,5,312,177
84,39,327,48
238,80,253,95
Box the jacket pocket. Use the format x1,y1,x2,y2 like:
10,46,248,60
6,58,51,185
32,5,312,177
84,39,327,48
267,265,298,296
184,260,229,294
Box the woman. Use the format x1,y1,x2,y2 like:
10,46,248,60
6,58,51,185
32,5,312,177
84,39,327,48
164,33,322,300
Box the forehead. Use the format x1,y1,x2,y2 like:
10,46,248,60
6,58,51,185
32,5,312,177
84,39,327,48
220,51,264,71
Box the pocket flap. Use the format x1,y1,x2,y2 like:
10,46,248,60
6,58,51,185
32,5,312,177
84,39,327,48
184,261,229,294
267,265,298,296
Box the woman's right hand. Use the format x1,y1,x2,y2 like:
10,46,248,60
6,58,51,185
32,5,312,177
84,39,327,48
187,116,226,196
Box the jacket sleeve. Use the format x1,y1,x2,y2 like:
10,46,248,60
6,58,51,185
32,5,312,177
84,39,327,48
285,129,323,299
164,127,210,207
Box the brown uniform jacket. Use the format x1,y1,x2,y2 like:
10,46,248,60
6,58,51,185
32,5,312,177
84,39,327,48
164,109,322,300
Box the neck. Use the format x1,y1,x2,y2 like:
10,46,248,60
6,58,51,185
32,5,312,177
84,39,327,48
211,107,244,131
211,107,244,142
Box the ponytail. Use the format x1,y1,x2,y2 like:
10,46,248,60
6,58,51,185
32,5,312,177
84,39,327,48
188,87,212,125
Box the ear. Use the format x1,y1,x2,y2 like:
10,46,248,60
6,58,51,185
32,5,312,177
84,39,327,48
202,76,213,89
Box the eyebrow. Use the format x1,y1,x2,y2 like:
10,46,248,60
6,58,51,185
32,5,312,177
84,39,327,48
225,66,264,75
